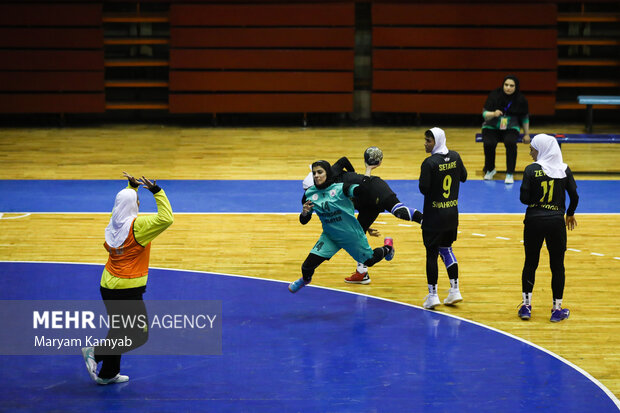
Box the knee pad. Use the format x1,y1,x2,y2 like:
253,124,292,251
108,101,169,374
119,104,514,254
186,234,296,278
391,203,423,223
438,247,457,268
391,203,411,219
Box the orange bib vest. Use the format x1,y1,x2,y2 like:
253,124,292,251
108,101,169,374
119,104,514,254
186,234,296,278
104,219,151,279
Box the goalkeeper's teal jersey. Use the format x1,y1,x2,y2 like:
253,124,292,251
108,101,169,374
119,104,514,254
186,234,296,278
304,182,366,245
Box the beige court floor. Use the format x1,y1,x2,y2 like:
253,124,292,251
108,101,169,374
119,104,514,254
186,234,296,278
0,124,618,397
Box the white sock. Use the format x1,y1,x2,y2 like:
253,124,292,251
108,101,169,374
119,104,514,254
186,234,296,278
449,278,459,290
428,284,438,295
523,292,532,306
356,262,368,274
553,299,562,310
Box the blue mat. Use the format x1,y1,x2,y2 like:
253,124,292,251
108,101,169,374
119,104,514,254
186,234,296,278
1,179,618,213
0,262,618,412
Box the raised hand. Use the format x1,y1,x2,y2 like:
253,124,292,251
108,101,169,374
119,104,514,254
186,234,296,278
123,171,140,187
139,176,157,191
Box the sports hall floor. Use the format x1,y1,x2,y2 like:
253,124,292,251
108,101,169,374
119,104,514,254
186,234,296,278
0,123,618,412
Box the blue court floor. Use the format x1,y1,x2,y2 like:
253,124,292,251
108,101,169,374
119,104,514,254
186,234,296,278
0,179,618,213
0,261,618,412
1,179,619,412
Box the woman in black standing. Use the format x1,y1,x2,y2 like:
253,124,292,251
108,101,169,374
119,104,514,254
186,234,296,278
518,134,578,322
481,75,530,184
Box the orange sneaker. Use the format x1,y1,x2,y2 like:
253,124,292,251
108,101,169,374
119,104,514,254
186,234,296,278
345,271,371,285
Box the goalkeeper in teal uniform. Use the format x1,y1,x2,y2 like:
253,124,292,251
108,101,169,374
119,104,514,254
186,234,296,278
289,160,395,293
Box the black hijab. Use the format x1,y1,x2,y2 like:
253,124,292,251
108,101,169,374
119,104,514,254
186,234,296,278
311,160,334,190
484,75,529,116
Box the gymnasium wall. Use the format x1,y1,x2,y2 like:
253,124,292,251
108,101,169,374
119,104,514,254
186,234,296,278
0,1,616,118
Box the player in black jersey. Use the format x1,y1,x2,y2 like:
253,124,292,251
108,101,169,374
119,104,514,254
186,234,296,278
419,128,467,309
518,134,579,322
301,148,422,285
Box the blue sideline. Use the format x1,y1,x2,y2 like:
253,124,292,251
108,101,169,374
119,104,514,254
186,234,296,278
0,179,618,214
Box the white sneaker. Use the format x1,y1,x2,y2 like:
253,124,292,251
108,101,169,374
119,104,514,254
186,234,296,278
423,294,441,309
444,289,463,305
484,169,496,180
81,347,97,382
96,374,129,385
505,173,514,184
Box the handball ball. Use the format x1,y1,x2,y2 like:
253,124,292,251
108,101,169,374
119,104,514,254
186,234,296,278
364,147,383,166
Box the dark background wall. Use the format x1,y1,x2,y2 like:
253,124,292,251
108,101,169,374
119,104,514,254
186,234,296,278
0,1,618,124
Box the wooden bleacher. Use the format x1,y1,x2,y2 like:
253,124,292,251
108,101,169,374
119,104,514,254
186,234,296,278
168,3,355,117
0,4,104,114
371,3,558,116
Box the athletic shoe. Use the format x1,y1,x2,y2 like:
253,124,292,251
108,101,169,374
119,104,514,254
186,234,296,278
443,289,463,305
96,374,129,385
345,271,371,285
423,294,441,309
484,169,497,180
550,308,570,323
518,303,532,320
505,173,514,184
288,278,307,293
81,347,97,382
384,237,395,261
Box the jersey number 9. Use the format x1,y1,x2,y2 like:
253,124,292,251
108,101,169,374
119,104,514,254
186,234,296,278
443,175,452,199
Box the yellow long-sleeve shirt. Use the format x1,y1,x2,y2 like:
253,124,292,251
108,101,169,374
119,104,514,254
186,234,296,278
100,186,174,289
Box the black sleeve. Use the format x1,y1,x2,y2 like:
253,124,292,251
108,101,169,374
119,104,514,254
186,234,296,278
351,183,370,200
459,155,468,183
419,160,432,196
483,91,496,111
299,212,312,225
332,157,355,177
520,166,532,205
299,193,312,224
565,167,579,216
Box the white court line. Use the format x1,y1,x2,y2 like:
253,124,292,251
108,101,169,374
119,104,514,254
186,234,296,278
591,252,605,257
398,224,413,227
1,259,618,409
0,213,31,220
568,248,582,252
472,233,486,237
496,236,510,240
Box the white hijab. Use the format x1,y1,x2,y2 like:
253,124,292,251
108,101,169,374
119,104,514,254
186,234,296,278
531,134,567,179
105,188,139,248
430,127,449,155
302,164,314,190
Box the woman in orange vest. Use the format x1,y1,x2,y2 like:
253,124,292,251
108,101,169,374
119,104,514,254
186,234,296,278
82,172,173,385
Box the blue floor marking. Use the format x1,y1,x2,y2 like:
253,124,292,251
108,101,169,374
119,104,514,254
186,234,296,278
1,179,619,213
0,262,618,412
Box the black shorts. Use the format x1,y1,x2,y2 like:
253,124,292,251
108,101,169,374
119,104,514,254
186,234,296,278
422,229,458,248
482,128,520,145
357,177,396,211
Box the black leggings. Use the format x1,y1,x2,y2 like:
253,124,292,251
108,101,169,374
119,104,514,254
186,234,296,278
94,286,149,379
301,247,391,283
522,216,567,299
482,128,519,174
356,193,401,232
423,229,458,285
